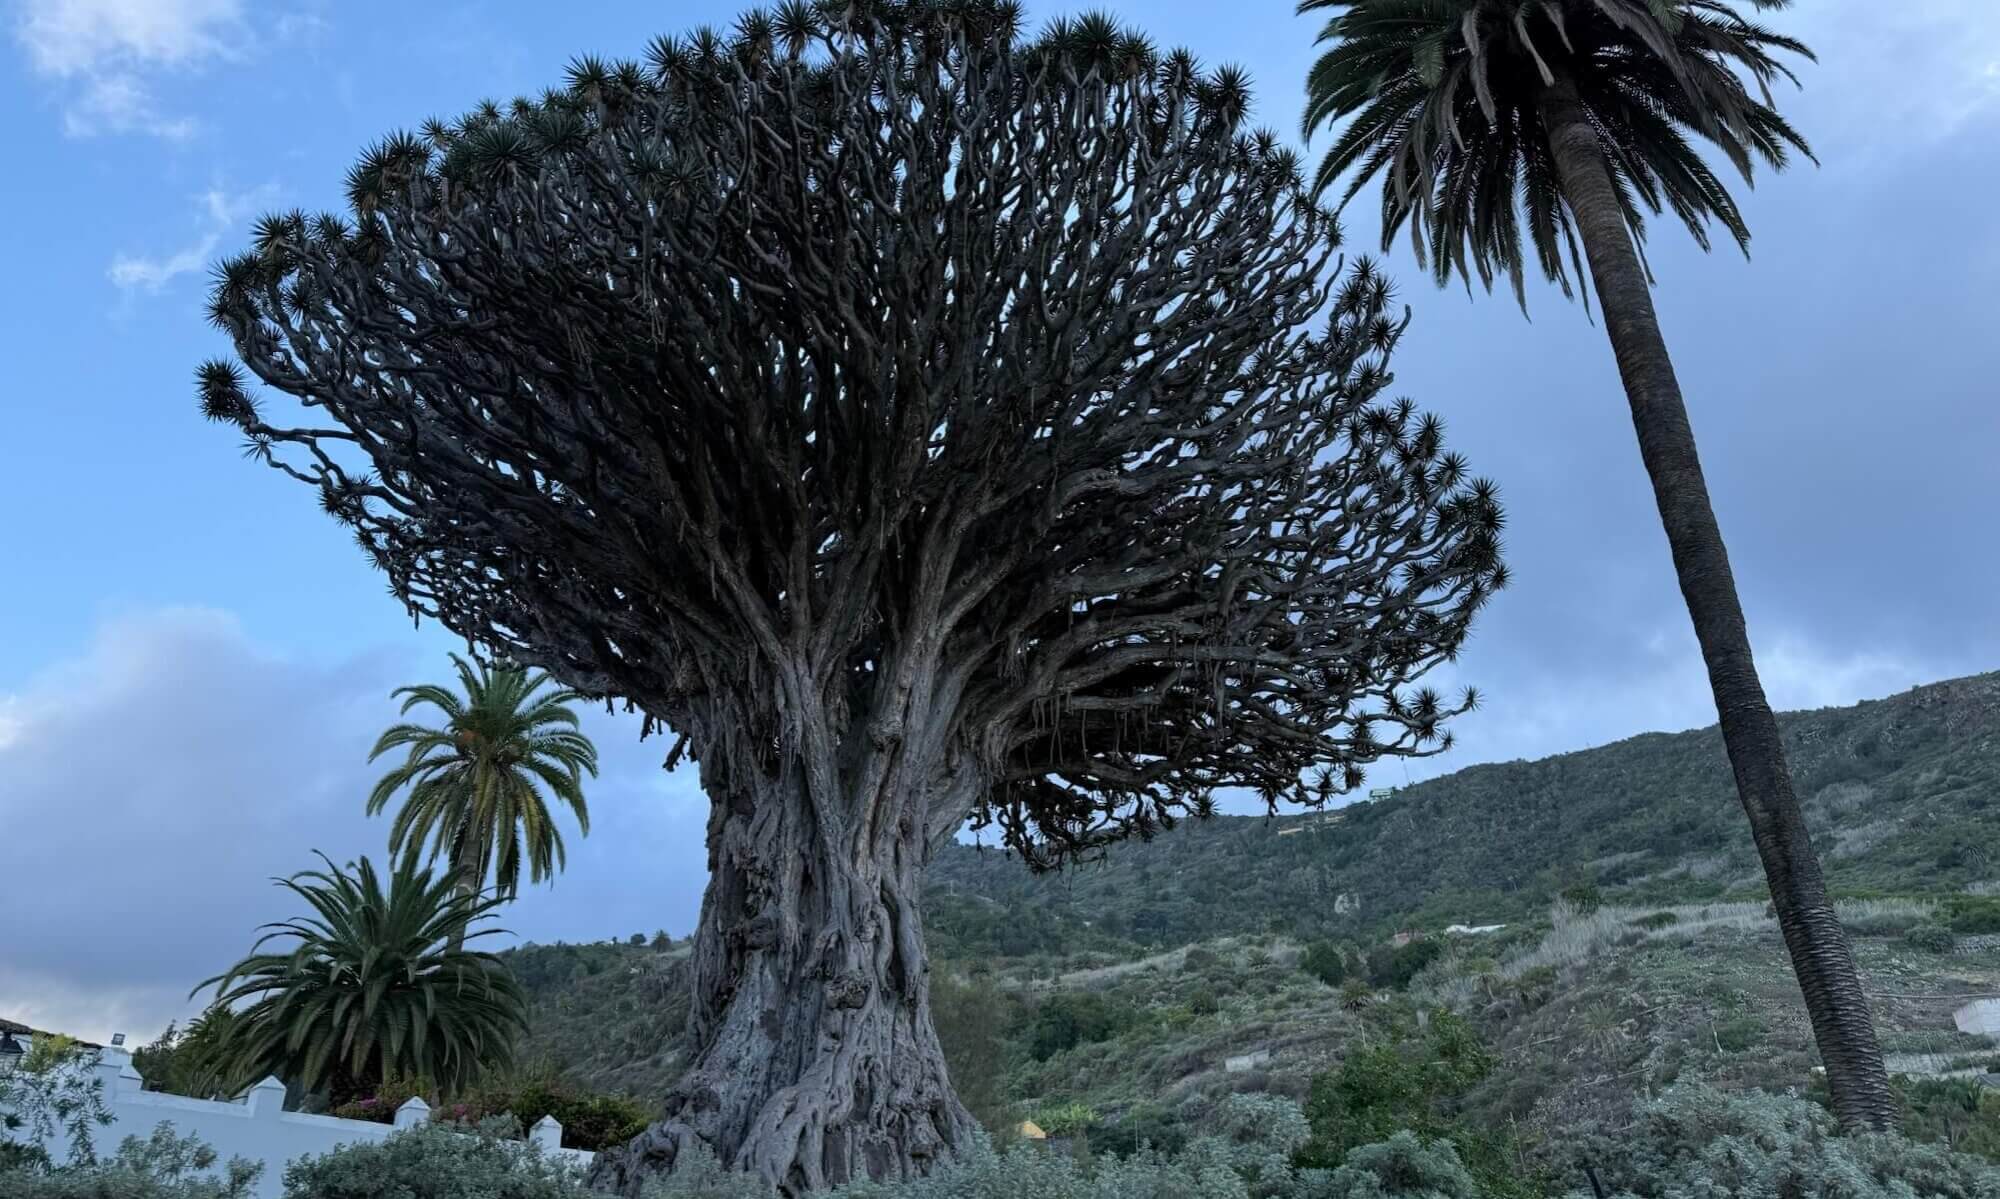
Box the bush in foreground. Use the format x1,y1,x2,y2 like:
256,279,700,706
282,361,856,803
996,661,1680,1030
1324,1132,1478,1199
0,1123,260,1199
328,1075,651,1152
281,1119,583,1199
35,1086,2000,1199
1569,1085,2000,1198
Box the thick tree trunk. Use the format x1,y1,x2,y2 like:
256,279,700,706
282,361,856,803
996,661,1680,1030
590,767,976,1195
1539,83,1895,1128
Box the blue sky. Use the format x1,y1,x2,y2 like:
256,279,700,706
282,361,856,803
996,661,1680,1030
2,0,1997,1044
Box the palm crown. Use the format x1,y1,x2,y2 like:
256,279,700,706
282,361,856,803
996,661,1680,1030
195,854,526,1100
1301,0,1814,303
367,655,598,901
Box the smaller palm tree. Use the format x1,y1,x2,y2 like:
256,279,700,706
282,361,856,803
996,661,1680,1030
367,655,598,915
131,1005,243,1099
194,854,526,1103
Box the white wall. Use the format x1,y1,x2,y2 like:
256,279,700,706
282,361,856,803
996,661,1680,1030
6,1048,594,1199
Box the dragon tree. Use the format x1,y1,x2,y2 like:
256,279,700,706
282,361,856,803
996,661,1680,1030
196,2,1505,1191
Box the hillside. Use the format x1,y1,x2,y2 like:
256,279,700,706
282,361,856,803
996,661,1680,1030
925,671,2000,955
504,671,2000,1147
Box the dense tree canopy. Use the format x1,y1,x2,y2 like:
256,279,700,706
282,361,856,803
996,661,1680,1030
198,1,1504,867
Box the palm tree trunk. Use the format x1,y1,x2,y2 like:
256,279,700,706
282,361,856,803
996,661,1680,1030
1538,80,1894,1129
446,834,481,954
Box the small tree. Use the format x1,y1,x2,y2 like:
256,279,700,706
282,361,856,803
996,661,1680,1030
130,1009,240,1100
0,1035,113,1169
197,4,1504,1189
1300,940,1349,987
366,654,598,948
195,855,527,1103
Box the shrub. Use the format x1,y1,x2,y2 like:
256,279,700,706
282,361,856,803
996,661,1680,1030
1559,883,1603,916
1301,941,1348,987
1033,1101,1099,1138
328,1074,430,1124
0,1035,113,1168
1712,1016,1763,1053
324,1075,650,1151
1907,922,1959,954
1897,1077,2000,1163
1567,1085,2000,1198
635,1142,777,1199
1025,992,1133,1061
1945,1056,2000,1075
0,1123,261,1199
460,1080,652,1152
1187,986,1223,1017
820,1137,1249,1198
1183,946,1224,971
1301,1012,1491,1155
1301,1013,1537,1197
1089,1102,1188,1158
1325,1131,1479,1199
1507,965,1557,1011
280,1119,589,1199
929,971,1015,1137
1366,940,1444,991
1943,896,2000,935
1191,1091,1314,1182
1628,911,1678,930
831,1098,1336,1198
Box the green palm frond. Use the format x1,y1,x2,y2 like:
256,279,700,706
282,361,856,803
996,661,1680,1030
1300,0,1813,306
365,655,598,901
194,854,525,1099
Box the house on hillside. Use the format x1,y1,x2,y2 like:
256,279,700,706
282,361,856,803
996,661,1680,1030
0,1017,27,1069
0,1016,102,1070
1275,810,1347,837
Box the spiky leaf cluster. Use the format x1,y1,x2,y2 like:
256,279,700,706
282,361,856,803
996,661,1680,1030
1301,0,1814,304
200,1,1505,869
194,855,526,1098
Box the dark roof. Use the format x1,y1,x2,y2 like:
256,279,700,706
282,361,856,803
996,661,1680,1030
0,1016,101,1049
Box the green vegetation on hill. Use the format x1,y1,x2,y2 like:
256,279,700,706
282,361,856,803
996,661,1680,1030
927,673,2000,954
494,674,2000,1182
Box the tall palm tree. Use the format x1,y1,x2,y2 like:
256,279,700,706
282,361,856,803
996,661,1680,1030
1299,0,1893,1127
195,854,526,1103
366,655,598,942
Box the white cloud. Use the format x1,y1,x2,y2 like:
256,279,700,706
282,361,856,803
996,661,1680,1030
1789,0,2000,155
16,0,242,74
13,0,245,137
272,10,328,47
0,697,20,750
1417,628,1941,780
107,182,276,295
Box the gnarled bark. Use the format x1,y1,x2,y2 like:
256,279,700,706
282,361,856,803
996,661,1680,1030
591,762,976,1195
